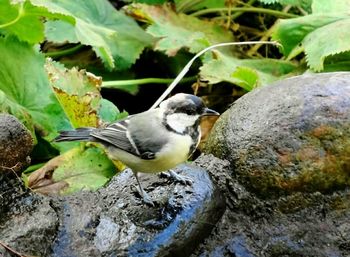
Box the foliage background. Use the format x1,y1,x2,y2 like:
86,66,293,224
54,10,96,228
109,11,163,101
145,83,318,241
1,0,349,194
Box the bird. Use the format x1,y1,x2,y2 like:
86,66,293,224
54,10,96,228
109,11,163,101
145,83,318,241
54,93,219,205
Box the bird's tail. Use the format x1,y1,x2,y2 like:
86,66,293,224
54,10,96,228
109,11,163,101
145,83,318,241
54,127,96,142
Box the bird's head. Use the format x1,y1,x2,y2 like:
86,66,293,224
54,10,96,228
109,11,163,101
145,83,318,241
160,93,219,134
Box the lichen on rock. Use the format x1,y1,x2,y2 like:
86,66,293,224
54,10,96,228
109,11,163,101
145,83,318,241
206,72,350,196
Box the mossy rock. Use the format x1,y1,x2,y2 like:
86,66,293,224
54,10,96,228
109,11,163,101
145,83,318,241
205,72,350,197
0,114,33,173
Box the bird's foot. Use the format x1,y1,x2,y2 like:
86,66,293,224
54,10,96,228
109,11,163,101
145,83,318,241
132,184,155,206
160,169,193,185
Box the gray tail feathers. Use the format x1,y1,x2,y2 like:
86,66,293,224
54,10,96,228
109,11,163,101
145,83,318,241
54,128,96,142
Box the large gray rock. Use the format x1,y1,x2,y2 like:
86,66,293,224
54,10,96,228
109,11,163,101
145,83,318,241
0,167,57,257
206,72,350,197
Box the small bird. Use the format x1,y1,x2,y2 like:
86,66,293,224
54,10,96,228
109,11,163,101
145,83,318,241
55,93,219,204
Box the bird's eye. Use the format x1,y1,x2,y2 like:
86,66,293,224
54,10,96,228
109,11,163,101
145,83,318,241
186,109,195,115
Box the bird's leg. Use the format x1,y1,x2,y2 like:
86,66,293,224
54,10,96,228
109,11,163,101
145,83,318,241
160,169,193,185
133,171,154,206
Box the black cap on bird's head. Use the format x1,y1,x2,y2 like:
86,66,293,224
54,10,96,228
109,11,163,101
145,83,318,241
160,93,219,117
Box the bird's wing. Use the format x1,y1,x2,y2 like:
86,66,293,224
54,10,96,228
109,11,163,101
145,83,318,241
90,119,141,157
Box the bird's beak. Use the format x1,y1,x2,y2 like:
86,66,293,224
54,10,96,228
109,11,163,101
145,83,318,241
202,107,220,116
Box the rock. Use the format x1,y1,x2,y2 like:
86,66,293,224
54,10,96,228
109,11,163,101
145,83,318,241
191,154,350,257
51,165,225,257
0,164,225,257
205,72,350,197
0,114,33,173
0,191,58,257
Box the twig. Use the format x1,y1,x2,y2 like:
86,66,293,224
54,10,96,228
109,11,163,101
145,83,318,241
1,163,34,193
149,41,280,110
0,240,30,257
1,163,22,181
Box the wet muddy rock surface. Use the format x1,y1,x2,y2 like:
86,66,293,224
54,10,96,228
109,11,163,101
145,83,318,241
2,155,349,257
0,164,225,257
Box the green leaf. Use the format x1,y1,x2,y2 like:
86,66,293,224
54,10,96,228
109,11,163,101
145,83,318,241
273,11,350,71
0,0,73,44
32,0,153,70
200,51,297,90
98,99,121,123
133,0,167,4
239,58,299,76
304,18,350,71
45,20,78,43
231,67,259,91
0,37,69,140
272,15,345,56
125,4,233,56
53,147,116,195
27,146,117,195
312,0,350,14
0,0,43,43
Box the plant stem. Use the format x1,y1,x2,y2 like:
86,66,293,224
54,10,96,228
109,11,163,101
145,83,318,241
231,0,257,20
0,3,24,29
246,5,292,56
149,41,280,110
190,7,299,18
44,44,84,58
102,76,197,89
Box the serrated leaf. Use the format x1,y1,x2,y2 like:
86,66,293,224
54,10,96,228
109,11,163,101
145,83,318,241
304,18,350,71
259,0,312,12
258,0,280,3
125,4,233,56
0,0,73,44
272,15,344,56
133,0,167,4
32,0,153,70
27,146,117,195
0,37,70,140
259,0,306,5
45,61,120,127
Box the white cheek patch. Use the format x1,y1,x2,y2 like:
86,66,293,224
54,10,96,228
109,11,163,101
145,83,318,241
166,113,199,133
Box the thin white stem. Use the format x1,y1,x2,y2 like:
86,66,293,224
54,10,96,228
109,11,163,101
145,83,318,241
149,41,280,110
